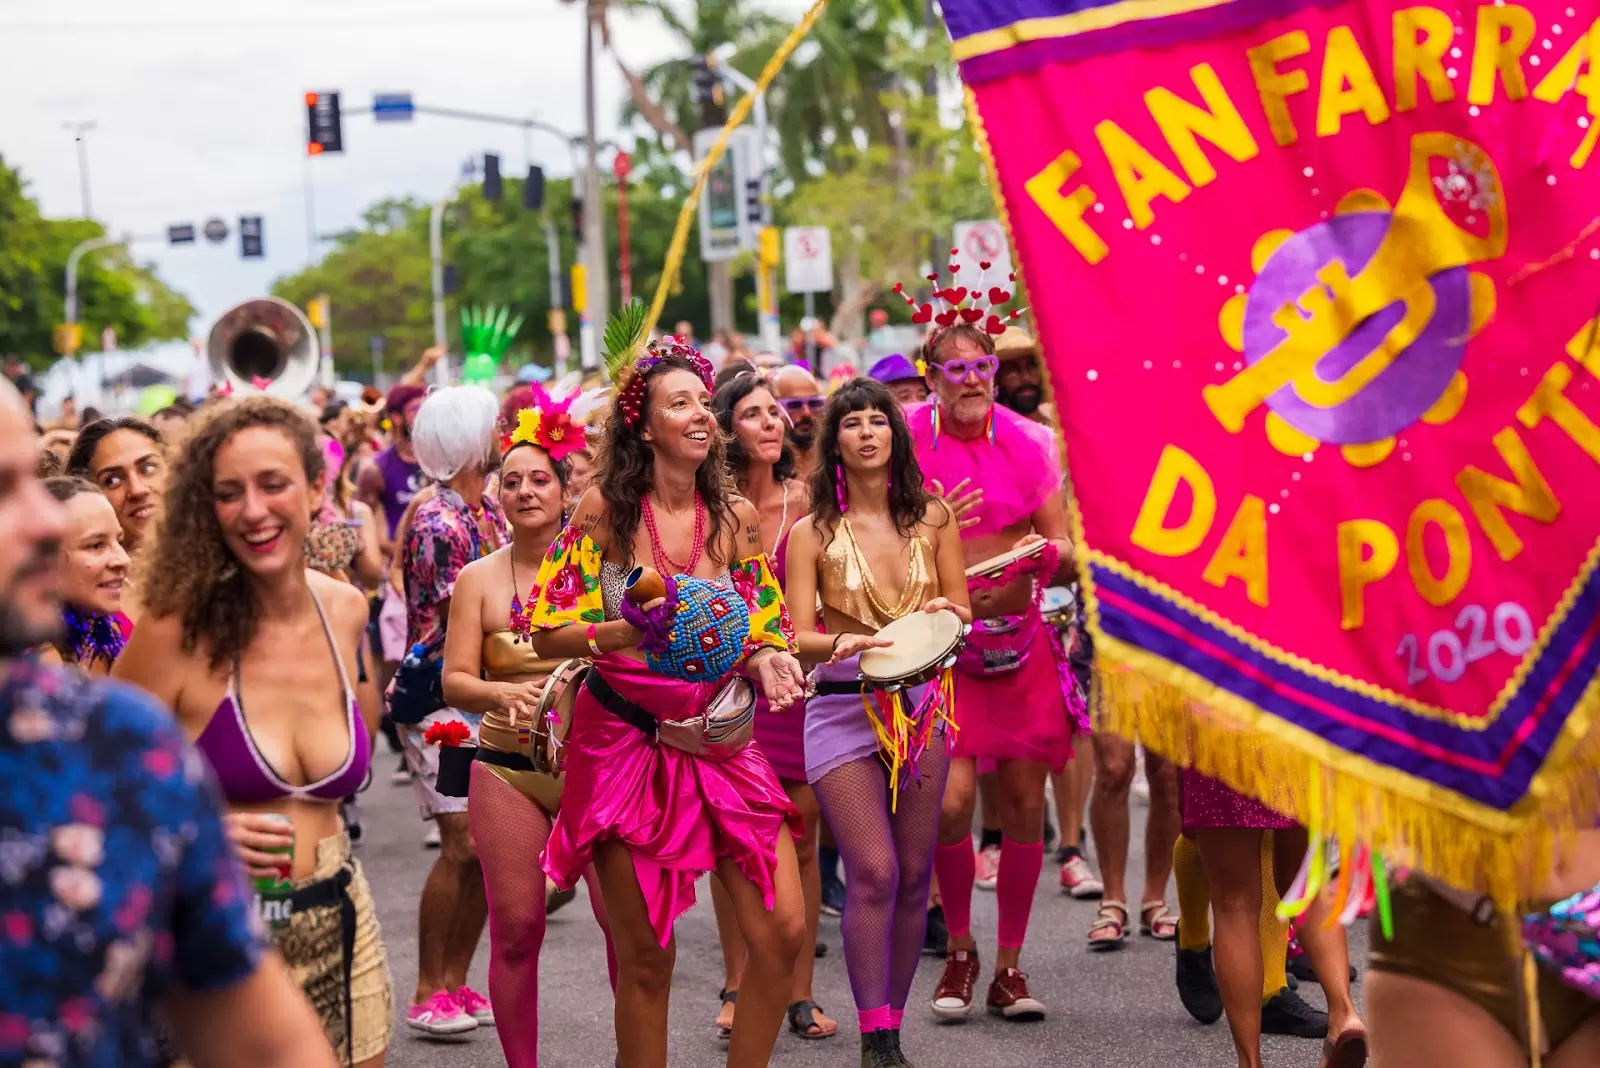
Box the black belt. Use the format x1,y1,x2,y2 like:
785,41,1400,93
813,678,868,697
474,746,537,774
583,670,659,739
290,865,356,1067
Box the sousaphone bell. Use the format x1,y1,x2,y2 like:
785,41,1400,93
206,297,320,398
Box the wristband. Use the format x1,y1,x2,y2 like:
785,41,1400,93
585,623,602,657
831,634,844,654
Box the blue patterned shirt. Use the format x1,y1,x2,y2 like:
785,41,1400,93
0,660,264,1067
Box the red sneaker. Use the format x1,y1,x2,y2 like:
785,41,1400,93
930,950,980,1019
1059,854,1104,899
986,968,1046,1021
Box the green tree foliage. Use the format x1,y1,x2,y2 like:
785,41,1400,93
0,156,195,366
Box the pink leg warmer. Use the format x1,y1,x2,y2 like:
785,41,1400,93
933,841,976,940
996,836,1044,949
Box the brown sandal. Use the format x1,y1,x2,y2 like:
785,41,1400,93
1319,1027,1369,1068
714,988,736,1043
1088,901,1129,951
1140,900,1178,941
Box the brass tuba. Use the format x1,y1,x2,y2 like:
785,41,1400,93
206,297,320,398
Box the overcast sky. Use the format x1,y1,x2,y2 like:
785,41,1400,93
0,0,687,330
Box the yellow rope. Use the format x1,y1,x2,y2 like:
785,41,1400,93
639,0,834,352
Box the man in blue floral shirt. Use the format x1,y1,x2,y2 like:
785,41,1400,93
0,381,335,1068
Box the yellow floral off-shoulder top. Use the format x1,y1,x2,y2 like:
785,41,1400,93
522,524,796,658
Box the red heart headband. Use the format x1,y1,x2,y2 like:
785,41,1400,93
889,249,1028,343
616,336,716,427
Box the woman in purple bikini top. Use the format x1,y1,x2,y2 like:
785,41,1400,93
114,396,390,1064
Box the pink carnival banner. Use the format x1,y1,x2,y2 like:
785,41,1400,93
947,0,1600,896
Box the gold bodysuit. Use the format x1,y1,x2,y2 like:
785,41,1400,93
478,630,567,812
820,515,938,630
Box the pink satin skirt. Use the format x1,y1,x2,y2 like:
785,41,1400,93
541,655,803,947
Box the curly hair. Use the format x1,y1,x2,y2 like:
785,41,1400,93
594,354,737,568
808,378,935,542
713,374,795,488
138,396,324,670
922,322,995,366
66,417,162,478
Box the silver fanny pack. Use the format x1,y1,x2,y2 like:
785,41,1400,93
656,674,757,762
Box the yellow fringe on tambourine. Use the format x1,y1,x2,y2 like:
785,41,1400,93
1091,637,1600,926
861,667,959,814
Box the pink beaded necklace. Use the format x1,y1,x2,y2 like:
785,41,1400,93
641,492,706,576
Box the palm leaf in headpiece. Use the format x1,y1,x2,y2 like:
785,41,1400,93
601,299,651,384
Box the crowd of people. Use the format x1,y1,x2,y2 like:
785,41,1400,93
0,301,1595,1068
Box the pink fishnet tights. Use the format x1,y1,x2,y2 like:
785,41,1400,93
469,764,617,1068
812,738,950,1016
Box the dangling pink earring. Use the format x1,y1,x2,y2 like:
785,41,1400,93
836,463,849,514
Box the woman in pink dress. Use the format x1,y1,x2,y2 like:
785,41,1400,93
706,372,835,1042
527,337,809,1068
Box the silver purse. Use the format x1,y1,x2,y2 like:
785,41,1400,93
656,674,757,761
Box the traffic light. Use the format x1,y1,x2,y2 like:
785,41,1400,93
305,91,343,155
744,176,763,225
523,165,545,211
570,197,584,241
443,264,461,295
239,216,264,259
689,54,725,127
483,154,502,202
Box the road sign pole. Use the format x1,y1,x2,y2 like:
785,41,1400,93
430,196,449,386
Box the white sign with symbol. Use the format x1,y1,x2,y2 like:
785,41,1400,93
951,220,1013,293
784,227,833,293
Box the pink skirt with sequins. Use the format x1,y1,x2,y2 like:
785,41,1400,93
1179,770,1297,830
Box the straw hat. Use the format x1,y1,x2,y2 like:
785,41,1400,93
994,326,1039,362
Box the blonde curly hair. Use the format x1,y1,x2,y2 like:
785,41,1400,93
137,395,324,670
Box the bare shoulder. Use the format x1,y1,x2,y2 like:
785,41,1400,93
922,496,954,531
730,495,760,526
570,486,610,550
308,570,368,636
351,499,375,524
129,608,187,649
456,545,503,587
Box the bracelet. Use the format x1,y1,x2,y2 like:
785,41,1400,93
831,634,844,654
585,623,602,657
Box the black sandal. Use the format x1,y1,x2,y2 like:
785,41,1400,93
786,999,837,1040
715,988,737,1042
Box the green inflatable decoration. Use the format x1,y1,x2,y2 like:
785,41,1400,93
460,305,524,385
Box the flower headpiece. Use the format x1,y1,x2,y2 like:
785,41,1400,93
889,248,1028,349
602,299,715,426
501,383,587,462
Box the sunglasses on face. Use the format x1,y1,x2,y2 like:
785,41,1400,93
935,355,1000,384
780,396,827,415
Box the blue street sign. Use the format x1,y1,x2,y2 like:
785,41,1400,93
372,92,414,122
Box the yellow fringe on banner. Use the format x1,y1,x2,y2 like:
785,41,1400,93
1091,639,1600,921
636,0,833,353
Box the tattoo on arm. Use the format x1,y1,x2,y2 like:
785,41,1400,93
578,511,600,532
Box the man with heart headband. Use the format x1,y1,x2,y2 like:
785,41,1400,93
894,257,1087,1023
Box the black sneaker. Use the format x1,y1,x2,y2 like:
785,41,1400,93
1287,954,1359,985
1261,987,1329,1038
821,875,846,918
923,905,949,957
886,1029,914,1067
1175,943,1223,1024
860,1030,898,1068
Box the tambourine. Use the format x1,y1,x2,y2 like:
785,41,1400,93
965,538,1049,579
858,609,967,691
531,657,589,777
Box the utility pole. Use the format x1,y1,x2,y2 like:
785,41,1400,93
581,2,611,366
62,120,96,219
429,196,450,386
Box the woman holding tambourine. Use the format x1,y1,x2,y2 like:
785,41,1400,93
437,390,617,1067
783,378,972,1068
525,311,809,1068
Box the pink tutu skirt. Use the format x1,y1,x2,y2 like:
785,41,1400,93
951,624,1076,772
1180,770,1297,830
542,655,803,947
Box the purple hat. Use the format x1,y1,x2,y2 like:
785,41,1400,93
867,353,921,384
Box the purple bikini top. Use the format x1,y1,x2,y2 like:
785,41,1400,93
195,589,370,805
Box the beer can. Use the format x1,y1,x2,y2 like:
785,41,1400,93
251,813,295,931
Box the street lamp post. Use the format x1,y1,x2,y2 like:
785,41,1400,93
581,3,610,368
65,234,124,403
429,196,449,387
62,120,96,219
713,55,782,355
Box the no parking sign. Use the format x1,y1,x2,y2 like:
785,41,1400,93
951,220,1013,292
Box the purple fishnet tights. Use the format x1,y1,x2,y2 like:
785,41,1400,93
813,737,950,1015
469,765,617,1068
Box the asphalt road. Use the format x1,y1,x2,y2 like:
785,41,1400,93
353,756,1367,1068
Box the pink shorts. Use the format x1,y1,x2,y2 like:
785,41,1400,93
378,583,408,663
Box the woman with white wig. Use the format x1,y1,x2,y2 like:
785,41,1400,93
395,385,509,1036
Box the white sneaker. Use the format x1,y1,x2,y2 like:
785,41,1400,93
391,764,413,786
424,823,441,849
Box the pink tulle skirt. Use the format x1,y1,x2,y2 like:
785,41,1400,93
542,655,803,947
951,625,1076,772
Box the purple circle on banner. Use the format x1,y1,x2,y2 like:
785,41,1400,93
1240,212,1470,445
